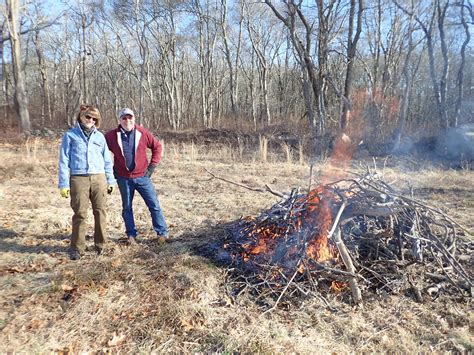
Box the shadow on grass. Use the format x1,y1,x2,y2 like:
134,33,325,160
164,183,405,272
0,228,70,255
412,187,472,195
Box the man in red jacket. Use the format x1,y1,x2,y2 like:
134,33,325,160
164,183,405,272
105,108,168,244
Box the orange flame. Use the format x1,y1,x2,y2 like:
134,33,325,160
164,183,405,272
240,186,340,265
305,189,336,262
330,280,347,293
237,90,402,273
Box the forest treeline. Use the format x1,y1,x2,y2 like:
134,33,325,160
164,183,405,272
0,0,472,146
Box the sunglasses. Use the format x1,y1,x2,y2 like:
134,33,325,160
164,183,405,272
121,116,134,120
84,115,97,121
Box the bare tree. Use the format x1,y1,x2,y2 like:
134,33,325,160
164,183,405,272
264,0,320,130
453,0,471,127
30,2,55,124
0,0,470,138
189,0,220,128
148,1,185,129
393,0,419,150
244,2,285,125
4,0,30,134
33,29,52,124
394,0,451,128
238,40,258,129
68,1,96,104
340,0,364,130
219,0,241,116
1,21,10,114
362,0,414,143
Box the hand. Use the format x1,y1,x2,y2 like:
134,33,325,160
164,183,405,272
145,164,156,178
60,188,70,198
107,185,115,195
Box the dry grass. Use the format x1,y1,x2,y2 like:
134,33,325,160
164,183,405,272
0,139,472,352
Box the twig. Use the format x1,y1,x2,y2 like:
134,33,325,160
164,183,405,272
261,262,301,315
205,168,285,198
333,227,363,305
327,193,347,239
313,263,367,281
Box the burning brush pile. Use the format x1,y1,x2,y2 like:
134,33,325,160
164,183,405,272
220,172,473,309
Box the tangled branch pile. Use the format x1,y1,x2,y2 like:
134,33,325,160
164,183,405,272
222,172,473,310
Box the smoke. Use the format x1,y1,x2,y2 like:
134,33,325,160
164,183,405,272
435,124,474,161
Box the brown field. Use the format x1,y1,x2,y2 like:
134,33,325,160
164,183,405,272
0,137,472,353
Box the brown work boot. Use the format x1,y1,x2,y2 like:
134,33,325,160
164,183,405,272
157,234,169,244
127,236,137,246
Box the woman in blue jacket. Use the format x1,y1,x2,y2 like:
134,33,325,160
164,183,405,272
58,105,116,260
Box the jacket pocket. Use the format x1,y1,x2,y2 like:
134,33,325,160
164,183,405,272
70,140,87,170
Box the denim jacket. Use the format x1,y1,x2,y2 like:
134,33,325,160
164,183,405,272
58,123,116,188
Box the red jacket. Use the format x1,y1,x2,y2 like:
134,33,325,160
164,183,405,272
105,125,162,178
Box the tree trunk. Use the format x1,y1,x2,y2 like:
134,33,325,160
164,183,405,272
453,0,470,127
6,0,31,135
33,30,52,124
220,0,237,115
393,1,416,151
81,14,88,103
1,23,8,118
437,0,449,128
341,0,364,130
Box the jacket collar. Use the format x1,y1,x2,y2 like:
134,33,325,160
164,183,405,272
118,124,142,132
74,122,97,137
119,126,135,135
75,121,97,131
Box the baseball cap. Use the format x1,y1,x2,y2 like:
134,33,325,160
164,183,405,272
119,108,135,119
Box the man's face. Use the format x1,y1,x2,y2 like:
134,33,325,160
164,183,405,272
120,114,135,131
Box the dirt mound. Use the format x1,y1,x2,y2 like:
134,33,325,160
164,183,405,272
157,128,257,146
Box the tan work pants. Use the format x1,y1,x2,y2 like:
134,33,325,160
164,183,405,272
70,174,107,252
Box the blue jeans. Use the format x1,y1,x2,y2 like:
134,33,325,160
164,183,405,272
116,176,168,237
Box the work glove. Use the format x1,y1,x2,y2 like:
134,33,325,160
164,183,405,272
60,188,70,198
107,185,115,195
145,164,156,178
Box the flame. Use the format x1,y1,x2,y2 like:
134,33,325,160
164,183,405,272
239,185,340,267
233,90,402,277
248,237,270,254
330,281,347,293
297,263,305,273
295,186,337,262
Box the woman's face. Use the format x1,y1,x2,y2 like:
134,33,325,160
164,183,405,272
80,114,96,129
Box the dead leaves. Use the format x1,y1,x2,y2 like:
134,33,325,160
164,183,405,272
61,283,78,303
180,317,207,332
180,319,196,332
28,318,42,330
0,261,52,275
2,265,25,274
107,332,127,347
111,259,123,268
60,283,74,291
